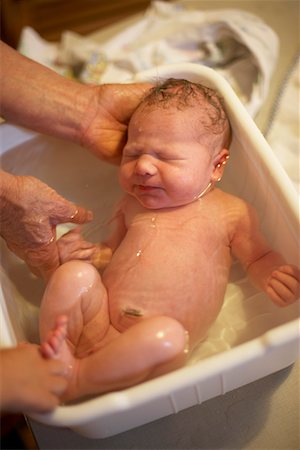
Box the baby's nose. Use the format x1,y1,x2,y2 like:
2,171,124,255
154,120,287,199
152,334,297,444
135,155,157,176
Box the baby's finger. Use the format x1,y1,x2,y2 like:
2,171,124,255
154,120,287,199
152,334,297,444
272,268,300,298
276,264,300,280
71,248,97,259
59,248,96,265
268,278,295,306
266,284,285,307
58,237,95,253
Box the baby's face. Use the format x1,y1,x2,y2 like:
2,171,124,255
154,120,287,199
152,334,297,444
119,106,218,209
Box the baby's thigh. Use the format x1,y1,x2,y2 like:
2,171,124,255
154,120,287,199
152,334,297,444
40,261,109,346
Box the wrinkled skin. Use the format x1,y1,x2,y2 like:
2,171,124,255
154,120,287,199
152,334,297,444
79,83,153,164
1,41,152,165
0,172,93,279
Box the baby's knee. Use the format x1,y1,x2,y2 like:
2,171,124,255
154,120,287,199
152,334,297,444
137,316,189,379
148,316,189,362
47,261,104,296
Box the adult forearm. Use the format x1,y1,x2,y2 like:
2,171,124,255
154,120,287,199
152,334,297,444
0,41,95,144
0,170,16,213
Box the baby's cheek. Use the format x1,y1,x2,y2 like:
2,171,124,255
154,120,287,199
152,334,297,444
170,180,202,203
118,168,131,191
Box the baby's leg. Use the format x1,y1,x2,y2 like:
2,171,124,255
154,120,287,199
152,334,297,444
65,316,188,401
40,262,188,402
39,261,110,376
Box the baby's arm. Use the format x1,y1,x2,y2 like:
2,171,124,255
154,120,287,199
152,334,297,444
231,201,299,307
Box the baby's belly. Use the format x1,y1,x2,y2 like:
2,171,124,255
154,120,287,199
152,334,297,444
103,233,230,346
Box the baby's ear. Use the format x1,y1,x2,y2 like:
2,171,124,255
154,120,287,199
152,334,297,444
211,149,230,183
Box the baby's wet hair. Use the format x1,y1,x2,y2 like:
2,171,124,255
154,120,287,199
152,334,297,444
139,78,232,148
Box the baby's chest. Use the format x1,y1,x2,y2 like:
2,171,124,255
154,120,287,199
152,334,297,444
130,208,227,250
110,210,230,284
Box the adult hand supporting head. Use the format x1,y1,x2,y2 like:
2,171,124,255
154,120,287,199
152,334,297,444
0,40,152,165
79,82,152,164
0,170,93,280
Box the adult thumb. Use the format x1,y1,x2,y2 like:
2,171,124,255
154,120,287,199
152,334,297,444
68,205,93,225
51,202,93,225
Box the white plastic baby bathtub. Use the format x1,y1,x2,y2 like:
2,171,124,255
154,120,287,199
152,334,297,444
0,63,299,439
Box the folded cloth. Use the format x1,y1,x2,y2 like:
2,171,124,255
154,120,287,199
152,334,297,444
79,1,279,116
18,1,279,117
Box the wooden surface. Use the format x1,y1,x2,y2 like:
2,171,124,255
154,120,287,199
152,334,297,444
0,0,157,47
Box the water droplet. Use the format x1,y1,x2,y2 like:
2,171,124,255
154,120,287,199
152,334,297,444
151,216,156,228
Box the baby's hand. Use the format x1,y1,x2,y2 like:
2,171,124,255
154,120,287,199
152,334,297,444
57,227,112,270
266,265,300,307
91,243,112,270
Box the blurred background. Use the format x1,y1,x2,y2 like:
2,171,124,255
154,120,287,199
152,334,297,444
1,0,156,48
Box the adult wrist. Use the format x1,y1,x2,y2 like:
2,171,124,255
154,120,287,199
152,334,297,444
0,170,15,211
0,171,19,237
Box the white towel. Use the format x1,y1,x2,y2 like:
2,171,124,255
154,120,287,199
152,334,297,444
18,1,278,117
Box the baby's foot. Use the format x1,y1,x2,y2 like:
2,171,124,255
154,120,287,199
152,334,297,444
40,315,68,359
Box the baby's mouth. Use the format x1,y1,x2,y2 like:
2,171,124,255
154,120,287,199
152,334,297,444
136,184,159,191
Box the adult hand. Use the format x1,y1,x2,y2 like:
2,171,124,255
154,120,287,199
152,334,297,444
0,344,68,413
0,171,93,279
0,42,152,164
79,82,152,164
56,226,112,270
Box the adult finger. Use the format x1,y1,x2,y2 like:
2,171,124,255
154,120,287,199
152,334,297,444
50,201,93,226
24,392,61,414
25,239,60,280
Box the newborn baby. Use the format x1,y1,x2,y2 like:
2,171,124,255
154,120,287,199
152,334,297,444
40,79,300,402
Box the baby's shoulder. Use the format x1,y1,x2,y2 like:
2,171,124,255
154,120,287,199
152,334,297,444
214,188,246,208
214,189,257,221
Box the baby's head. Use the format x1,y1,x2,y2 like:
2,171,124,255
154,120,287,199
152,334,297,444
120,78,231,209
133,78,232,154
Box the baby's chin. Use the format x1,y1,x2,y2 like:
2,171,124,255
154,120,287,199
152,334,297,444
131,194,168,210
133,193,194,210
